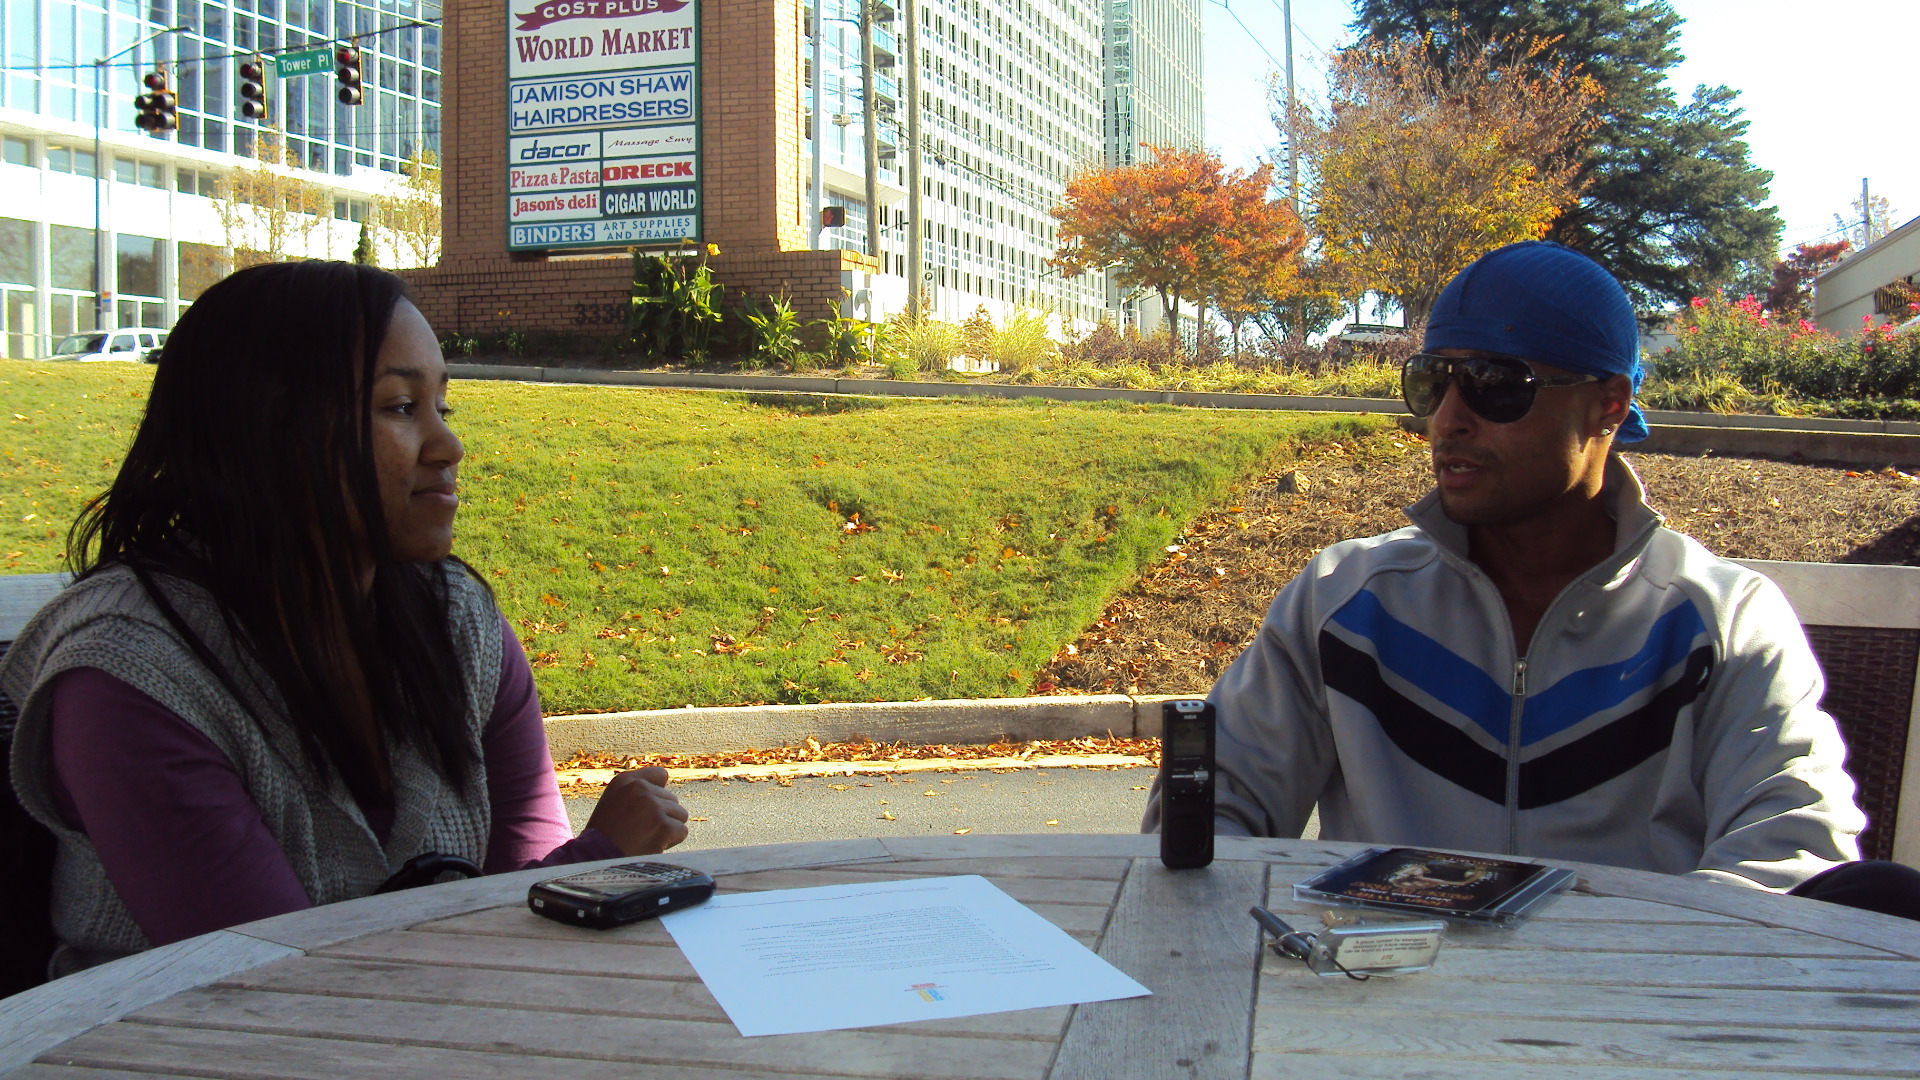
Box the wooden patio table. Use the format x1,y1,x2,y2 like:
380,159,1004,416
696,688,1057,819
3,834,1918,1080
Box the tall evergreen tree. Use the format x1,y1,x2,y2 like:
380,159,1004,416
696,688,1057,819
353,220,379,267
1350,0,1782,311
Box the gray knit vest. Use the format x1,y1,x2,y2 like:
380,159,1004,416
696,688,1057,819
1,562,501,973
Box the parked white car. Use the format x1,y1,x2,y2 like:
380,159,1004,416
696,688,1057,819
50,329,168,362
1328,323,1417,359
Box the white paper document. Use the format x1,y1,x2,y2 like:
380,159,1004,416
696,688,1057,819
660,874,1150,1036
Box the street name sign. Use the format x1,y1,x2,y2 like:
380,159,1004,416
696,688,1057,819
276,48,334,78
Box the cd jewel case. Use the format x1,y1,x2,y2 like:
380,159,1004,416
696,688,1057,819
1293,847,1577,930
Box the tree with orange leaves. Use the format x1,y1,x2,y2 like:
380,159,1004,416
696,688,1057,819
1051,146,1302,359
1205,165,1306,358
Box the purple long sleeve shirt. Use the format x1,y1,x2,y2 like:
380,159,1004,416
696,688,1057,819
45,613,619,946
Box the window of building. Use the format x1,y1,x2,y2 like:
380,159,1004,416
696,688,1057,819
46,143,96,177
0,218,34,287
50,225,96,292
2,136,30,166
116,234,163,298
112,157,165,188
3,288,36,359
333,197,370,222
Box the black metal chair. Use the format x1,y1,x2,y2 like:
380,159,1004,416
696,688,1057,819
1737,560,1920,866
1,573,68,998
1,641,57,999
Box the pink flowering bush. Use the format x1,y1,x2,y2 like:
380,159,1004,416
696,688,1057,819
1642,291,1920,418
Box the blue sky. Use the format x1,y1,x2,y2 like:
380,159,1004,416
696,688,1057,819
1203,0,1917,255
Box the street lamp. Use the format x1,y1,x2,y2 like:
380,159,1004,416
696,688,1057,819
94,25,188,330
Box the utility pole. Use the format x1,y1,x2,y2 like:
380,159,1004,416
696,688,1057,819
860,1,880,260
1862,177,1873,245
810,0,826,249
1282,0,1297,212
905,0,924,319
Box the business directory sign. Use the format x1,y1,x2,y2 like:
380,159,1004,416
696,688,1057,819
505,0,700,251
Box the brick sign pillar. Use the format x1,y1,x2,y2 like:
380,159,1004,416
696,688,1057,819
403,0,877,341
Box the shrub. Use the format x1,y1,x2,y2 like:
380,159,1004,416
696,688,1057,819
735,294,802,370
959,305,996,360
808,300,881,368
1646,292,1920,411
1064,320,1174,367
629,245,724,361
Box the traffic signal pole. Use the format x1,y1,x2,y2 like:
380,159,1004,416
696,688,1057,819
860,1,879,262
92,25,186,332
904,0,922,319
809,0,825,249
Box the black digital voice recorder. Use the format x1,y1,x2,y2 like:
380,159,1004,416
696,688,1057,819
1158,699,1216,869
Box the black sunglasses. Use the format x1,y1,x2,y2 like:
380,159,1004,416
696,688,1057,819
1401,352,1601,424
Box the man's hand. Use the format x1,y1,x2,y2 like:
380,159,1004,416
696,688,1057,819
584,766,691,855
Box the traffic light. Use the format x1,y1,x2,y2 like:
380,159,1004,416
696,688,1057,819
134,69,177,132
821,206,846,228
335,45,362,105
238,57,268,120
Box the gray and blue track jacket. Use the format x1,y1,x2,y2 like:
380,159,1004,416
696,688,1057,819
1196,457,1864,891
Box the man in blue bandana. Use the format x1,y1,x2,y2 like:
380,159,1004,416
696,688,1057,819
1152,241,1919,918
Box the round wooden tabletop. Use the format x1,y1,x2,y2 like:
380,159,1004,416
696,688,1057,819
3,834,1918,1079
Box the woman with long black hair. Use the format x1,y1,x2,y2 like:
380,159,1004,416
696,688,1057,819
1,261,687,976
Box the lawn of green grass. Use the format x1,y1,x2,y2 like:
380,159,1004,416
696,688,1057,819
2,360,1386,710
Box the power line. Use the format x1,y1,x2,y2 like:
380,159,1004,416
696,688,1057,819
1205,0,1284,73
1265,0,1327,57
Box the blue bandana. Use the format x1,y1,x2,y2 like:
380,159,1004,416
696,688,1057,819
1423,241,1647,443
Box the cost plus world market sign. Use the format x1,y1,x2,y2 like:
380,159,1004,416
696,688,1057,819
506,0,699,251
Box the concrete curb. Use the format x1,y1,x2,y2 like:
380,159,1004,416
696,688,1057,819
543,694,1186,761
448,363,1920,437
1396,416,1920,469
448,363,1405,415
1633,425,1920,468
453,364,1920,465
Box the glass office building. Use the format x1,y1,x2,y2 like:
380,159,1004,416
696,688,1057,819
0,0,443,356
1102,0,1200,168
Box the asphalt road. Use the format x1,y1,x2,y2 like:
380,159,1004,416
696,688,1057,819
564,767,1323,850
564,765,1158,851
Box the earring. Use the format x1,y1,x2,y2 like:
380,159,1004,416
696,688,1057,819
1599,426,1615,436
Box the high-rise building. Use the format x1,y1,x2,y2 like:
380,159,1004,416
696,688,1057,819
1102,0,1200,167
0,0,445,357
807,0,1197,329
1101,0,1200,333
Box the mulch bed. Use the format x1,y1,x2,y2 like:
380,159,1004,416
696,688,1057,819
1036,431,1920,697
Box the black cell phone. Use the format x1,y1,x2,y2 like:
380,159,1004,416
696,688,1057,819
527,862,716,929
1159,699,1216,870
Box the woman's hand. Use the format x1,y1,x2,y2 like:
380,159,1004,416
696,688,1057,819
584,766,691,855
